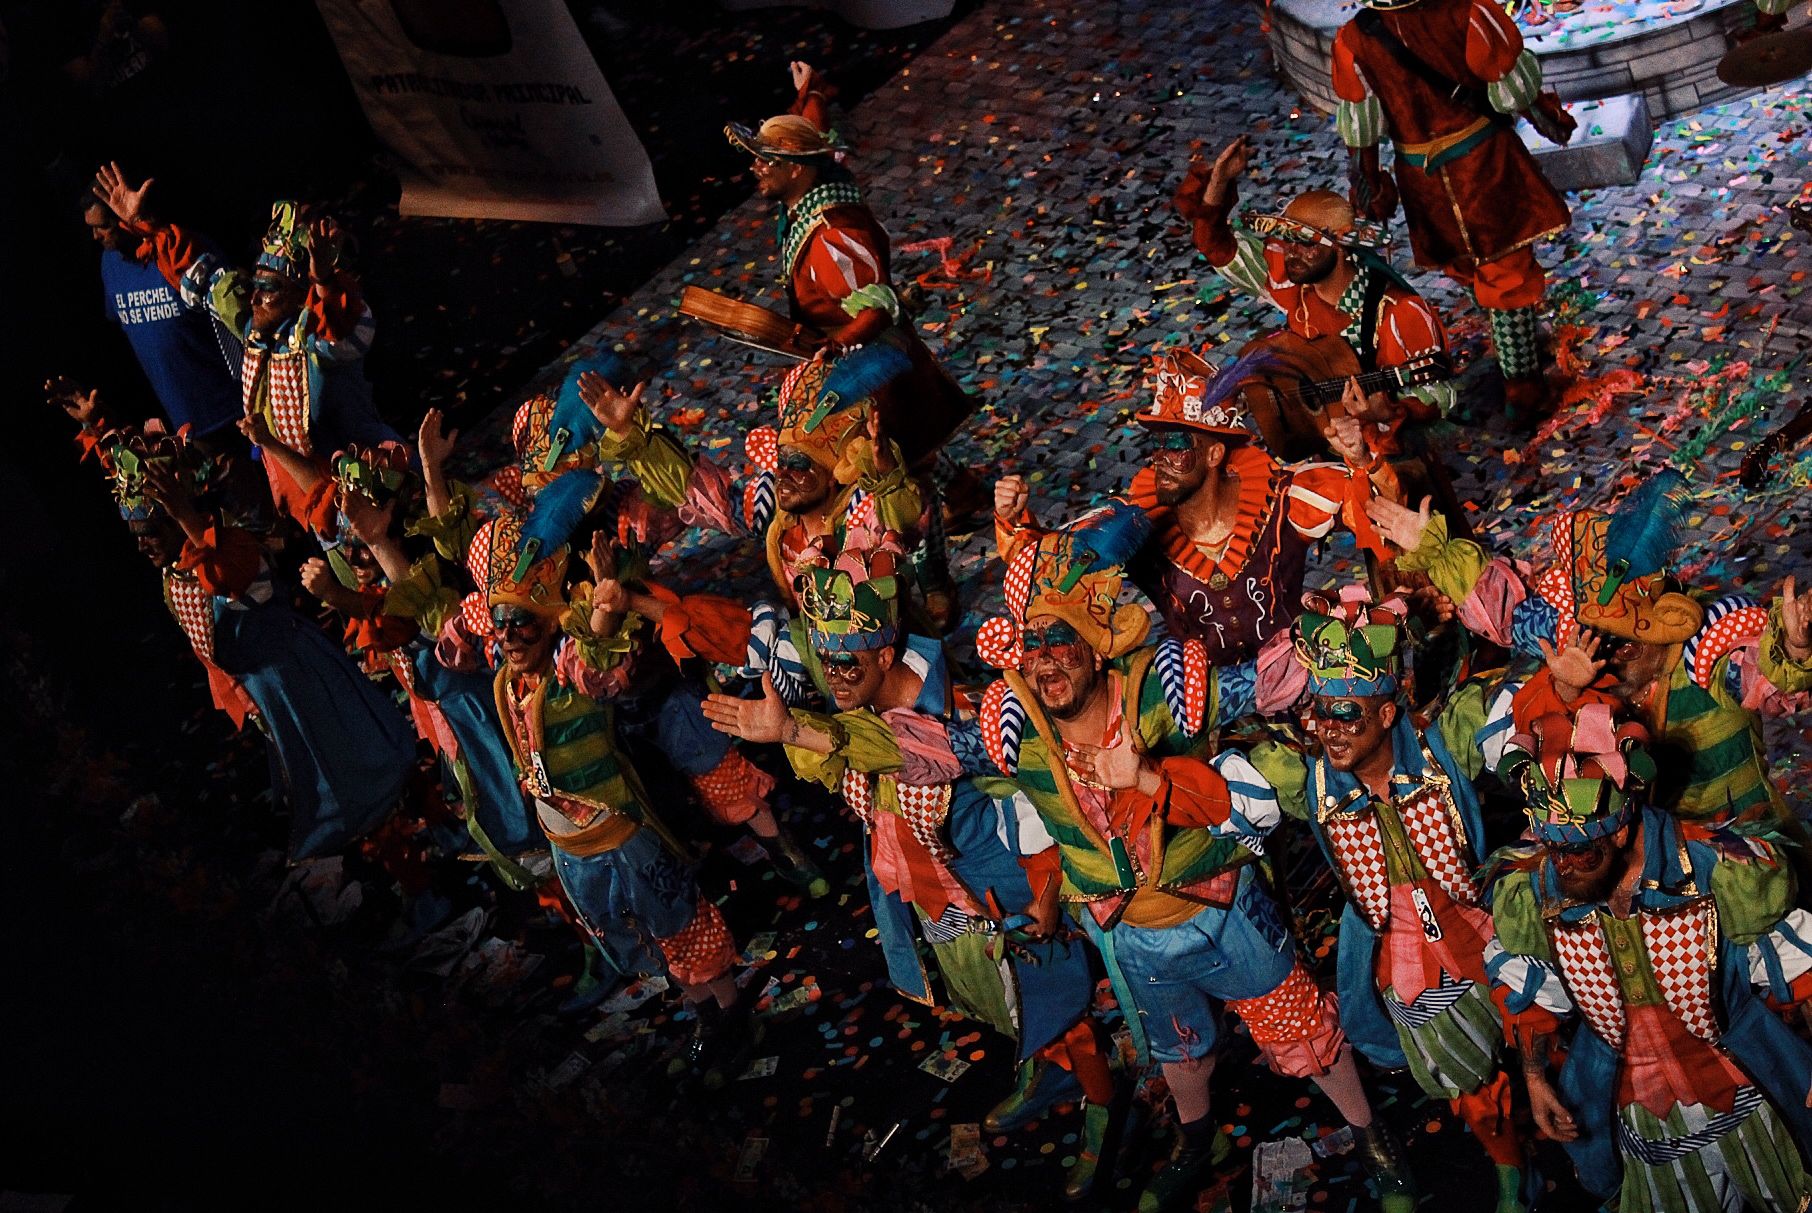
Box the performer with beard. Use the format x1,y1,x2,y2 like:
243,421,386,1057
1487,705,1812,1213
995,348,1399,668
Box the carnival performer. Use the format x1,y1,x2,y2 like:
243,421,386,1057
995,348,1399,667
435,501,748,1079
1275,589,1538,1212
90,162,401,525
694,535,1112,1198
507,358,830,896
1177,134,1456,454
96,423,415,860
863,503,1414,1212
1367,474,1812,835
1331,0,1576,419
1487,703,1812,1212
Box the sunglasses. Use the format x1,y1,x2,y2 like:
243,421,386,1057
1311,699,1372,733
816,650,867,681
490,606,540,633
1020,621,1088,666
776,448,818,474
252,275,293,296
1152,431,1196,452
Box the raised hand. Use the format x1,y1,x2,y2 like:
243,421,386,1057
1537,623,1607,700
417,407,458,471
299,557,338,602
306,215,344,283
1366,494,1434,554
701,673,793,744
994,474,1030,520
339,488,397,545
92,160,154,226
1780,575,1812,662
789,60,814,92
237,411,275,449
47,377,101,426
864,405,895,475
575,370,643,432
1202,135,1250,206
140,459,186,512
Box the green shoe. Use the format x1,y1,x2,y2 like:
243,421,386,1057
1355,1120,1417,1213
1063,1091,1131,1202
1136,1128,1231,1213
984,1057,1084,1133
768,828,830,898
1494,1163,1532,1213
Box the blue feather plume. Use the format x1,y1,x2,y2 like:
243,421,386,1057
1061,499,1152,575
805,344,913,430
1604,469,1689,586
545,351,631,462
519,468,606,571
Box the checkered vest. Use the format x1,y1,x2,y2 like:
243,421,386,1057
163,571,216,662
242,344,314,455
1548,898,1721,1051
1316,763,1481,932
839,769,957,865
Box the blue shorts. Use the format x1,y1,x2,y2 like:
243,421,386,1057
1091,866,1299,1064
550,825,698,977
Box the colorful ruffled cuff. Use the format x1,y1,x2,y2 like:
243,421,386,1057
1393,512,1490,607
383,554,463,637
406,481,480,562
1757,600,1812,695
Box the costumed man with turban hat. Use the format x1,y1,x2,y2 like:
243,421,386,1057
433,505,749,1080
855,503,1413,1212
92,423,416,861
1330,0,1576,420
1368,474,1812,844
1268,589,1540,1212
996,347,1402,670
1485,700,1812,1212
696,533,1111,1199
90,163,401,527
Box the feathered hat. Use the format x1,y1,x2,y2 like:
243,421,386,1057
1501,704,1655,848
1136,347,1272,438
747,345,911,485
975,499,1152,667
469,510,569,620
512,350,629,498
1543,471,1703,645
1291,587,1408,698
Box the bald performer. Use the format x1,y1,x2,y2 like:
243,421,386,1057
1177,136,1457,433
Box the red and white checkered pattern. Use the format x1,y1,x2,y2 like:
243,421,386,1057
1181,637,1208,734
1643,899,1721,1042
165,572,215,662
1688,604,1769,690
1322,811,1392,930
894,780,956,864
1551,918,1628,1049
1397,785,1482,907
385,648,417,696
242,348,314,455
656,896,736,986
840,768,876,826
979,679,1013,775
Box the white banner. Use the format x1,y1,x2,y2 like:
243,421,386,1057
314,0,665,226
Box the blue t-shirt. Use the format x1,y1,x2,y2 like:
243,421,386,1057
101,249,243,436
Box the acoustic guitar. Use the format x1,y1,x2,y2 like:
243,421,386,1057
1234,330,1450,462
679,285,820,360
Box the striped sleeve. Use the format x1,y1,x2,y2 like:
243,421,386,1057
1485,50,1543,114
1331,29,1384,147
1282,463,1354,540
1216,229,1272,300
1210,749,1282,843
738,601,813,706
802,224,891,314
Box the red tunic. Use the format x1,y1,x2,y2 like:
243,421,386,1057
1332,0,1568,272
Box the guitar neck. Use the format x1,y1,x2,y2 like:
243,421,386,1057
1295,367,1404,409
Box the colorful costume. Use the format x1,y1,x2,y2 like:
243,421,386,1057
1488,711,1812,1211
1332,0,1570,396
1279,591,1536,1209
436,510,736,996
1397,473,1812,831
104,428,414,860
132,201,401,523
998,349,1394,666
726,74,972,471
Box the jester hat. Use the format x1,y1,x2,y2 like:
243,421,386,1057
1136,347,1272,438
796,534,904,654
1539,470,1703,645
1291,587,1408,698
105,422,213,521
331,441,417,506
257,200,324,281
747,346,910,486
511,350,629,497
468,511,569,620
976,499,1152,667
1500,704,1655,848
